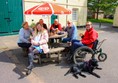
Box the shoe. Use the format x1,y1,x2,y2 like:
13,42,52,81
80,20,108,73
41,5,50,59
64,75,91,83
27,64,34,70
26,69,32,75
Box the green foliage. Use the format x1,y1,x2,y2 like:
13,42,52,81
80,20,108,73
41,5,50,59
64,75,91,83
30,19,36,28
88,18,113,24
88,0,118,15
30,23,36,28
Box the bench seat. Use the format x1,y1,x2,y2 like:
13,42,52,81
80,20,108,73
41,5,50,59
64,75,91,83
36,47,65,64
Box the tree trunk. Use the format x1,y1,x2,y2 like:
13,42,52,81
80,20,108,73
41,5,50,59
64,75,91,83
96,0,100,20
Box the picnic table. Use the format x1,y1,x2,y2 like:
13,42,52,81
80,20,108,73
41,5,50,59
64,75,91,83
49,31,67,43
37,31,67,64
49,31,67,39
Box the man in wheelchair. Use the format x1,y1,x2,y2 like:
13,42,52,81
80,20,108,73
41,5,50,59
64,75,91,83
70,21,98,54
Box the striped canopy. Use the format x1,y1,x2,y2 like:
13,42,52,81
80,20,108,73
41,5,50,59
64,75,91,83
24,2,71,15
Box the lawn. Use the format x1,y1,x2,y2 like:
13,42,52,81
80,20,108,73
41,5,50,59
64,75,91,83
88,18,113,24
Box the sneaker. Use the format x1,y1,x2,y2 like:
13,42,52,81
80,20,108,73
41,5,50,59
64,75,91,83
26,69,32,75
27,65,34,70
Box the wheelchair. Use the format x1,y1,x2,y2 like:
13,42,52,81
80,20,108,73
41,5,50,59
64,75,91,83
72,39,107,64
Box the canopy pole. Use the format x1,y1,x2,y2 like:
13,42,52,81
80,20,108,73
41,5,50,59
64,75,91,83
48,15,50,29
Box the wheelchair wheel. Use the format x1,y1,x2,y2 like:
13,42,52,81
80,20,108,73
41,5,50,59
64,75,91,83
98,53,107,62
73,46,94,64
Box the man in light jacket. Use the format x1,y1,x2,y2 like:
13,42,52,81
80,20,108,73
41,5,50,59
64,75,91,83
62,20,78,43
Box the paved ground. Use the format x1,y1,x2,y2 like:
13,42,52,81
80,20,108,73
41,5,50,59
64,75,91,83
0,23,118,83
0,36,44,83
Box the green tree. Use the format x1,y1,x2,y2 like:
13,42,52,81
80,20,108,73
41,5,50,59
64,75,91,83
88,0,118,19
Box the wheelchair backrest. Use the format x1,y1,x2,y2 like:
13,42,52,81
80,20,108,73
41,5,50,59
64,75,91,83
92,39,99,51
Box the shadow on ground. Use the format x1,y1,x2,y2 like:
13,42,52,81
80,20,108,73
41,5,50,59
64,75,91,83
0,49,28,79
0,48,72,79
99,27,118,33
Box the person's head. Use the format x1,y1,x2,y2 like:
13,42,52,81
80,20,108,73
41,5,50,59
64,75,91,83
22,22,29,30
36,24,45,33
67,20,72,28
39,19,44,25
54,19,59,25
86,21,92,30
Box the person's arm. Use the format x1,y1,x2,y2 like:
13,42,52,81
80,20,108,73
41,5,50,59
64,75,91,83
79,33,84,38
64,27,67,32
50,24,54,31
38,31,49,45
70,25,77,41
19,29,30,43
58,23,62,31
29,27,34,36
43,23,48,30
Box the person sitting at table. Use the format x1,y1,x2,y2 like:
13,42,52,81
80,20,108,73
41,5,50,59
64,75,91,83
49,19,62,43
27,24,49,70
38,19,48,30
32,19,48,32
62,20,78,43
71,21,98,53
50,19,62,34
17,22,33,56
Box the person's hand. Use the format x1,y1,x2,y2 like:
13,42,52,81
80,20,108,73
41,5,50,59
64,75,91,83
31,40,39,46
55,29,59,33
56,28,58,30
79,33,84,37
28,38,31,42
67,42,72,46
52,27,56,31
31,39,34,44
80,40,82,43
52,28,56,31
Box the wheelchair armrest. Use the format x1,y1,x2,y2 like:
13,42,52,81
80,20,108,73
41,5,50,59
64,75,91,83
92,39,99,50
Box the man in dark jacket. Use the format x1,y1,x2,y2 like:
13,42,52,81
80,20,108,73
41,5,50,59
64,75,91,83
71,21,98,52
39,19,48,30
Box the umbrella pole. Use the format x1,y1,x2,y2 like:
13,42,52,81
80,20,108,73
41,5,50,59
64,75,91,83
48,15,50,29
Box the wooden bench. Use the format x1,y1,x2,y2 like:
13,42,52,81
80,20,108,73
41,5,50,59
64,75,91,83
49,43,70,48
36,47,65,64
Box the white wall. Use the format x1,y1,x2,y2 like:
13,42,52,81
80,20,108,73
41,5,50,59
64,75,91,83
24,0,87,27
113,7,118,27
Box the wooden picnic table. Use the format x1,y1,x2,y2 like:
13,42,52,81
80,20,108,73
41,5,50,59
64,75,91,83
49,31,67,39
49,31,67,44
36,32,68,64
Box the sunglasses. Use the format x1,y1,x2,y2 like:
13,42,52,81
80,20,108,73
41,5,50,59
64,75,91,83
86,24,91,26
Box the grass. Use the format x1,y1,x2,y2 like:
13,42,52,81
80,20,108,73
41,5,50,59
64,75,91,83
88,18,113,24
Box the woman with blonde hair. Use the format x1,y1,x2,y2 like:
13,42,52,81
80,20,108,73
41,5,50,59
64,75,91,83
27,24,49,70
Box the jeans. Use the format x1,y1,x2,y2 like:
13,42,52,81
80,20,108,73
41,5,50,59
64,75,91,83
62,38,71,43
27,46,43,69
50,38,62,43
71,39,85,53
18,43,31,48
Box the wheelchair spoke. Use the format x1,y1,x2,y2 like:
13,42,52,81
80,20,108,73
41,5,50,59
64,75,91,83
73,46,94,64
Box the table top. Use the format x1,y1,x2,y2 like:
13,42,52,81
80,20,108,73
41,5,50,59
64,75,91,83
49,32,67,39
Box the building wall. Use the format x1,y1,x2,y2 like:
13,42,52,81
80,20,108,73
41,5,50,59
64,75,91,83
24,0,87,28
113,7,118,27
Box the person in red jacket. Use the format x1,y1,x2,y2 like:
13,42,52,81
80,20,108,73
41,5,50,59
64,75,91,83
71,21,98,53
50,19,62,43
50,19,62,33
